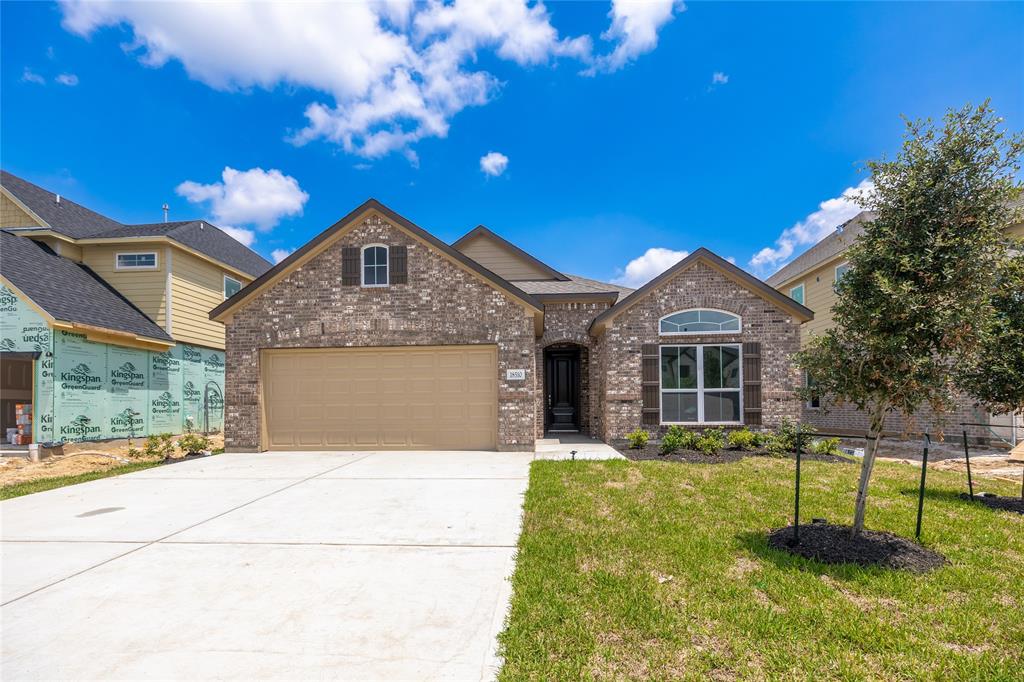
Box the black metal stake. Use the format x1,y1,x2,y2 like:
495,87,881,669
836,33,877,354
791,429,802,546
962,430,974,500
915,434,930,541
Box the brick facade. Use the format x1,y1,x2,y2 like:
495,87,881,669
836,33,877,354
222,212,806,452
804,393,992,443
223,213,537,452
594,261,803,440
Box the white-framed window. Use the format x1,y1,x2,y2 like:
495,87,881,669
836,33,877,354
789,283,805,305
805,371,820,409
361,244,389,287
834,262,851,283
223,275,242,299
115,252,158,270
660,343,742,424
659,309,741,335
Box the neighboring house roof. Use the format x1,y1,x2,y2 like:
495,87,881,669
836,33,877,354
765,212,873,287
100,221,272,278
516,274,634,301
1,170,122,237
1,170,272,278
590,247,814,334
211,199,544,321
452,225,569,281
0,230,174,343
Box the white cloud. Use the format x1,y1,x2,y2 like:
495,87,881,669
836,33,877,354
270,248,293,264
176,166,308,232
220,226,256,248
711,71,728,84
21,67,45,85
748,179,873,276
586,0,684,74
60,1,679,161
612,247,689,288
55,73,79,86
479,151,509,177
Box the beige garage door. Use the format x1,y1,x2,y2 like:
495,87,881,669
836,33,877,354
261,345,498,451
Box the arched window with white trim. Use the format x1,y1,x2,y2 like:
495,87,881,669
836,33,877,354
659,309,740,335
361,244,389,286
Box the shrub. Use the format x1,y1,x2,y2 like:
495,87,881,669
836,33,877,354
178,432,212,456
727,428,757,450
659,430,685,455
775,419,817,453
626,429,650,449
694,428,725,455
763,434,789,458
810,437,842,457
144,433,175,461
666,425,698,449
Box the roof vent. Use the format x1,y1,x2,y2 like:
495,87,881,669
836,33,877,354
162,203,169,223
55,194,61,205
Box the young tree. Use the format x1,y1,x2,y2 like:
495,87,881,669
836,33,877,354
957,249,1024,417
797,102,1023,536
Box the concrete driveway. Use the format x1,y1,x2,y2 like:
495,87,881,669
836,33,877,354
1,450,533,681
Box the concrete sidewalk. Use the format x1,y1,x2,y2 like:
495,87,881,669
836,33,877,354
1,451,533,681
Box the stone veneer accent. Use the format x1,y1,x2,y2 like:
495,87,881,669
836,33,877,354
594,261,803,440
223,213,537,451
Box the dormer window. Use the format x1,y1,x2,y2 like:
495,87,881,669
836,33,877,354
362,245,389,287
660,309,740,335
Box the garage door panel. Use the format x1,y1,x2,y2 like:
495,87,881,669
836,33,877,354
262,346,498,451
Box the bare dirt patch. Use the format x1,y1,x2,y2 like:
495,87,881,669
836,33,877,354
767,523,947,573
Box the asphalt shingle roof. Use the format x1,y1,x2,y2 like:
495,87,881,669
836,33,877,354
1,170,272,277
112,221,272,278
1,170,122,237
0,230,173,342
765,212,872,287
516,274,634,301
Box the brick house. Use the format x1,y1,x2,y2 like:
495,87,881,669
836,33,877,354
211,200,813,452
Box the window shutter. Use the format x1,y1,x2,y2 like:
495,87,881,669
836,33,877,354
390,245,408,284
641,344,660,427
342,247,360,285
742,341,762,426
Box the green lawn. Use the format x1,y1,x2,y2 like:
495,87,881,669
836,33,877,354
0,460,164,500
499,457,1023,680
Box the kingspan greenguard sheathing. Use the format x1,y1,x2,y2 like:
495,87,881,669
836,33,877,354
0,283,224,444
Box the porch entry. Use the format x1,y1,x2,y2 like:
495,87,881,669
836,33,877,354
544,347,580,433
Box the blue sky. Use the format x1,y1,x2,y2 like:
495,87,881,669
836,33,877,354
2,1,1021,285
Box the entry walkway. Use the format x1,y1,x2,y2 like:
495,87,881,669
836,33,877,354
535,434,625,460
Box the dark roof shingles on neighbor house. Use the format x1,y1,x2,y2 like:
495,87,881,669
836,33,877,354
107,221,272,278
0,231,173,342
1,171,272,278
1,170,122,237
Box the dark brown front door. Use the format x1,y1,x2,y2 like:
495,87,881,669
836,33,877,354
545,349,579,432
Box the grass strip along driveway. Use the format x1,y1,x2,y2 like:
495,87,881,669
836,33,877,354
0,460,163,500
499,457,1023,680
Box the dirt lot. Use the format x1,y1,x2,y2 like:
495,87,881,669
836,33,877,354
0,434,225,487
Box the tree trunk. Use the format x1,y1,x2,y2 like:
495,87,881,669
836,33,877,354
852,403,887,536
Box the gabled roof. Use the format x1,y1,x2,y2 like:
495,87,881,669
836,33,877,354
1,170,121,237
211,199,543,320
766,212,873,287
0,230,173,343
1,170,272,278
100,221,272,278
452,225,569,281
590,247,814,334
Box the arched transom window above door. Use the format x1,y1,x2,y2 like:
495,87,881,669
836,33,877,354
659,309,741,335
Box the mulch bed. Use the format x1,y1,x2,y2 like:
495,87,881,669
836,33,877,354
613,440,851,465
960,492,1024,514
767,523,947,573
